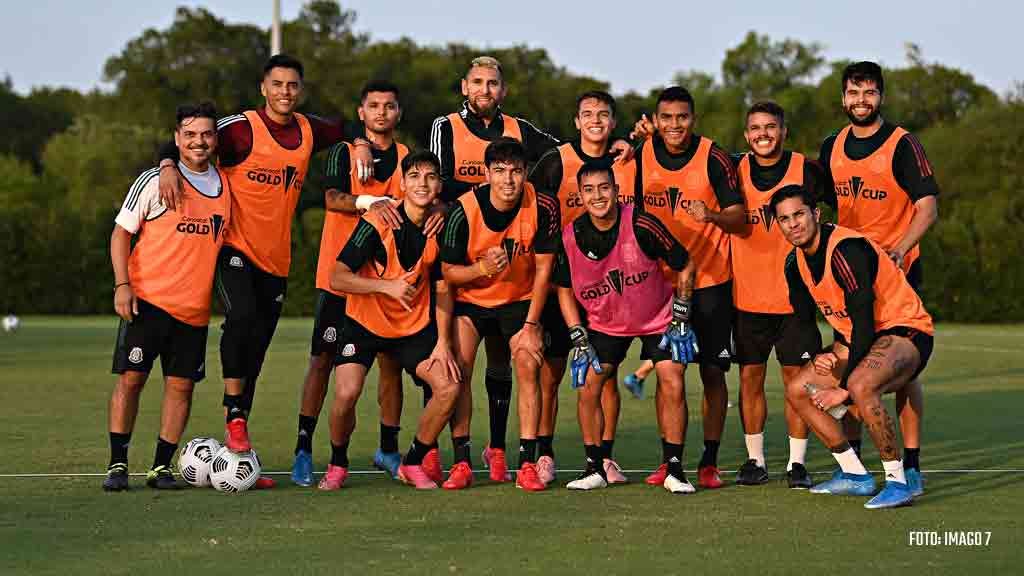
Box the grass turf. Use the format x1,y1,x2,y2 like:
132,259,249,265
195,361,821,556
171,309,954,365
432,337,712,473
1,317,1021,574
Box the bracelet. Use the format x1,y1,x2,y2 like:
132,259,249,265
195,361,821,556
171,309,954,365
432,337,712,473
524,320,538,327
477,260,492,278
115,281,130,289
353,138,372,147
159,163,174,171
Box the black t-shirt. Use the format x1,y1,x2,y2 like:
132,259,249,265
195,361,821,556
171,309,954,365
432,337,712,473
338,203,441,279
554,208,689,287
324,139,400,193
439,185,561,265
738,150,827,202
634,133,743,209
528,140,621,196
818,122,940,209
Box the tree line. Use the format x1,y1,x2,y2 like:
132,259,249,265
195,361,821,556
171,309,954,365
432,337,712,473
1,1,1021,322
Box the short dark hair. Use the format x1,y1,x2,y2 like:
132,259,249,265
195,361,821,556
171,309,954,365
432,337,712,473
575,160,616,189
768,184,816,217
576,90,617,117
746,100,785,127
263,53,304,79
656,86,696,114
361,80,400,103
842,61,884,94
176,101,217,129
483,137,527,168
401,149,440,175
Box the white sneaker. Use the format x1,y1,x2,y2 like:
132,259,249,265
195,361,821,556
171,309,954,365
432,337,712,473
567,472,608,491
663,472,696,494
603,459,629,484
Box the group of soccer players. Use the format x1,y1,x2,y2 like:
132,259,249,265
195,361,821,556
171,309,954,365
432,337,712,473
103,53,938,509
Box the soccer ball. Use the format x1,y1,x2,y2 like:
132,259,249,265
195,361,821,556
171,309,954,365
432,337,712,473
2,314,19,333
177,437,222,487
209,446,262,492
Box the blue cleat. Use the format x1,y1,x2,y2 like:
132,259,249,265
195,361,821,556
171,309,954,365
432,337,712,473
809,472,876,496
624,374,645,400
905,468,924,497
291,450,314,486
373,449,401,480
864,480,914,509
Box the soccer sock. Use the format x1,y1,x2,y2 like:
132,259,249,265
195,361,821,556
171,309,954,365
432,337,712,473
109,432,131,467
585,444,606,478
744,433,765,468
330,442,350,468
831,445,868,475
849,438,863,458
152,437,177,469
224,393,246,422
537,435,555,459
787,436,808,472
380,423,401,453
453,436,472,465
295,414,317,455
485,367,512,450
664,441,685,477
518,438,537,468
903,447,921,471
601,439,614,461
699,440,720,468
882,459,907,484
404,438,431,466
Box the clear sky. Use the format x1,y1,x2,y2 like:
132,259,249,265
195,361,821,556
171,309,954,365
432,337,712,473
3,1,1020,97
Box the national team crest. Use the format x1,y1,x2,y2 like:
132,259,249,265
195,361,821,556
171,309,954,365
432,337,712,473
323,327,337,343
128,347,144,364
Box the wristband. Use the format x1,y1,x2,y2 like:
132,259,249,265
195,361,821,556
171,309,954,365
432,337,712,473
159,163,175,171
671,297,690,322
352,138,372,148
354,194,387,211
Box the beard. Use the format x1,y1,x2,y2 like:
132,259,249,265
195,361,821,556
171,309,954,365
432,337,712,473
846,105,881,127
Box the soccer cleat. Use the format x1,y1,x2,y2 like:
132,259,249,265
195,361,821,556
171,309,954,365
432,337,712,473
787,463,813,489
810,472,876,496
864,481,913,509
253,476,276,490
536,455,556,485
646,463,668,485
482,444,511,482
145,465,180,490
225,418,251,453
905,468,925,497
373,449,402,480
422,448,443,484
398,464,439,490
664,472,696,494
603,459,629,484
515,462,546,492
103,463,130,492
736,459,769,485
291,450,313,486
698,465,724,489
567,471,608,491
317,464,348,491
623,374,645,399
441,461,474,490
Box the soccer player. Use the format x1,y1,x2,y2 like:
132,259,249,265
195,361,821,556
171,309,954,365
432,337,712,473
318,150,461,490
528,90,637,484
104,102,230,491
555,163,696,492
156,55,373,488
634,86,745,489
731,101,824,488
771,185,934,509
438,138,561,491
819,61,939,494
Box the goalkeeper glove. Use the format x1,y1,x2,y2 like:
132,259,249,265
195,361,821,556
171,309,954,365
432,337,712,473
568,325,602,389
658,297,699,364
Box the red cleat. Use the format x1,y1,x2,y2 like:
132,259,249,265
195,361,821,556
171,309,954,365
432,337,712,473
482,445,510,483
318,464,348,491
225,418,251,453
646,463,668,485
442,461,474,490
398,464,438,490
423,448,443,484
253,476,276,490
515,462,546,492
698,465,723,489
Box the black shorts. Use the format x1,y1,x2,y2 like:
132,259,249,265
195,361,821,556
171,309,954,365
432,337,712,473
734,310,822,366
310,290,346,357
876,326,934,382
112,299,208,381
691,281,734,371
216,245,287,380
541,296,571,359
589,330,671,368
455,300,530,342
906,258,923,295
334,316,437,376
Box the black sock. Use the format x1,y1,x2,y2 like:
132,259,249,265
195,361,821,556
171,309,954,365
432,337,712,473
903,447,921,471
295,414,317,455
404,438,431,466
849,438,863,458
601,439,614,460
485,367,512,450
538,435,555,459
429,440,439,450
518,438,537,468
453,436,472,465
109,432,131,467
663,440,684,477
330,442,349,468
585,444,606,478
380,423,401,453
224,393,246,423
699,440,720,468
152,437,177,469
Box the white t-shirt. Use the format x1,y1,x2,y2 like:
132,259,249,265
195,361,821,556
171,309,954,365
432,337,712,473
114,163,221,233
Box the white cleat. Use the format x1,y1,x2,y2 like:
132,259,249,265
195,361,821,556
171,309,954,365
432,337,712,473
663,473,696,494
567,472,608,491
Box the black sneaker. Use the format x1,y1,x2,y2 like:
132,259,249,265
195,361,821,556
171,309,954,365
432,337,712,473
736,459,769,485
145,465,180,490
103,463,130,492
787,463,812,489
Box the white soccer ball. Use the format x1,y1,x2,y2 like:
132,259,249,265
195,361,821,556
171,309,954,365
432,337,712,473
209,446,262,492
2,314,19,333
177,437,222,487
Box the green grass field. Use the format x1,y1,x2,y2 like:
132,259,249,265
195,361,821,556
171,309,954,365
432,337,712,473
1,317,1021,574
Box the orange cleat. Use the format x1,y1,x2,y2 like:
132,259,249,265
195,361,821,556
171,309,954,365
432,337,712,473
698,465,723,489
441,461,474,490
515,462,546,492
398,464,439,490
253,476,276,490
646,463,668,485
317,464,348,491
225,418,251,453
482,445,510,483
423,448,443,484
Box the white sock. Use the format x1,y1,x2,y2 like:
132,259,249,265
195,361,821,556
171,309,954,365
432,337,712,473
787,437,808,472
832,448,868,475
882,459,906,484
744,433,765,468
